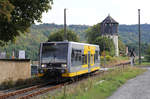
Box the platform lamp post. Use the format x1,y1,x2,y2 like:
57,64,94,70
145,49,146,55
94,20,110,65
138,9,141,64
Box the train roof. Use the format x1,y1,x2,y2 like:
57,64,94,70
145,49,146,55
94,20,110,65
41,41,99,47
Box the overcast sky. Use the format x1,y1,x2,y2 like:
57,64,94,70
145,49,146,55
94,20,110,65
40,0,150,25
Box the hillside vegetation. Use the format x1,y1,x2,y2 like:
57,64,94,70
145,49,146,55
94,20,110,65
32,23,150,44
0,23,150,60
119,24,150,44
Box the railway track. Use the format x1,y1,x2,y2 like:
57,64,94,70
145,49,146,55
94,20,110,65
17,84,63,99
0,75,96,99
0,62,130,99
0,82,58,99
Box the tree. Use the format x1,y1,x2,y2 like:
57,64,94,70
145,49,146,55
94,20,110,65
0,0,53,45
85,23,101,43
48,29,79,42
86,23,115,56
0,0,14,21
95,36,115,56
86,23,127,56
0,0,14,45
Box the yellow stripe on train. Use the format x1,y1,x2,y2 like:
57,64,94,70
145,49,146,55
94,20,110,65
62,69,88,77
62,66,100,77
91,67,100,72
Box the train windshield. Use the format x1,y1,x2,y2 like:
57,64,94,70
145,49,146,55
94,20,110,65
41,43,68,63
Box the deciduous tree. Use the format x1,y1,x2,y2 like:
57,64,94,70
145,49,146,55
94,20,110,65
0,0,53,45
95,36,115,56
48,29,79,42
85,23,101,43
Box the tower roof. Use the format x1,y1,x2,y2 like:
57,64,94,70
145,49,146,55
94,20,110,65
101,15,118,24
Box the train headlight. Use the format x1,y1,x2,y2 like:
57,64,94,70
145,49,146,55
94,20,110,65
41,64,46,67
61,69,65,73
61,64,67,67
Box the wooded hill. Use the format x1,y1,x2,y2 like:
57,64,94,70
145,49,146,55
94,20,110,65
32,23,150,44
1,23,150,60
119,24,150,44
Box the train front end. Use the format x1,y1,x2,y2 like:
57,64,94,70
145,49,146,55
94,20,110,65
39,42,69,78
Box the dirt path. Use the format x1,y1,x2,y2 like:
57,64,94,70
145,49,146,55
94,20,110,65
108,67,150,99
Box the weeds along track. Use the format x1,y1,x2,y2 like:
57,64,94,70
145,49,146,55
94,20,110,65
0,62,130,99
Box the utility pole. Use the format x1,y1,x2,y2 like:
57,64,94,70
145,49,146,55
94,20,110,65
104,41,106,67
138,9,141,64
64,8,67,41
103,24,106,67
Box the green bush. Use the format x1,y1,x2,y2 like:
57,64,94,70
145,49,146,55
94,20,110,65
100,56,104,61
0,79,14,89
100,55,112,62
95,36,115,56
106,55,112,61
0,77,43,90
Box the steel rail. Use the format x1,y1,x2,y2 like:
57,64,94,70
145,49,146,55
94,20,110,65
0,82,52,99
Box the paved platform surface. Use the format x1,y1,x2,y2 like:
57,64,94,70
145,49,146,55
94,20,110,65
108,67,150,99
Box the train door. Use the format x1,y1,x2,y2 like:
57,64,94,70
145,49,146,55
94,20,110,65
88,51,91,72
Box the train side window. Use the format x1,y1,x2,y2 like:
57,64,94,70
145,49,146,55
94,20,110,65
82,55,84,64
71,49,75,57
94,54,96,62
96,51,99,59
71,49,82,66
85,55,87,64
91,54,94,64
82,54,87,65
75,51,78,61
94,51,99,62
78,50,81,61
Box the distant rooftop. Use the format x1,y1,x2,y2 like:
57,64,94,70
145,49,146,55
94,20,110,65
101,15,118,24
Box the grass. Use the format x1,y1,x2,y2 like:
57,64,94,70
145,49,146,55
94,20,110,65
101,56,129,67
112,56,129,61
135,62,150,66
134,59,150,66
40,66,146,99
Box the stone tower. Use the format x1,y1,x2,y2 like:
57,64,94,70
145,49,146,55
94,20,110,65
100,15,119,56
